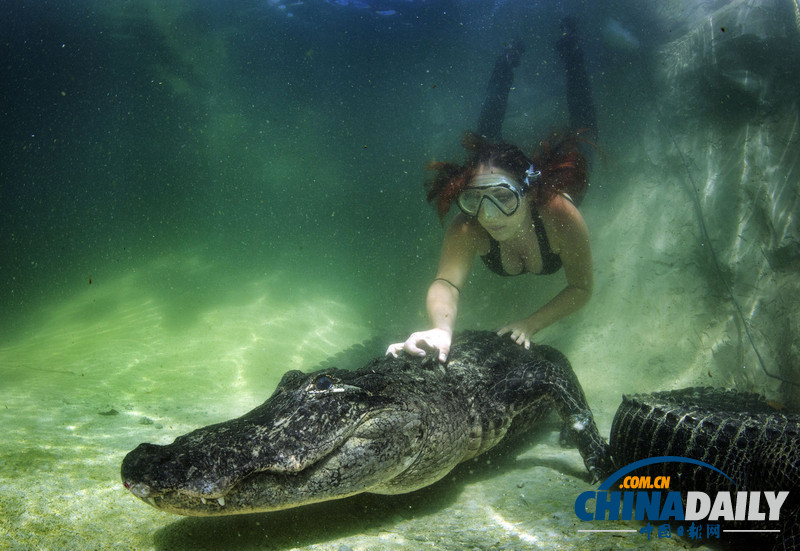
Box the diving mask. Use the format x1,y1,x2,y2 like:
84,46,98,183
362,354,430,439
457,173,525,217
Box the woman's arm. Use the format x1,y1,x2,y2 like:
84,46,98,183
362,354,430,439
498,195,593,347
387,215,480,362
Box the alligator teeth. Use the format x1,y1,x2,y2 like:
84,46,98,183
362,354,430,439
201,498,207,504
147,497,156,507
217,497,225,507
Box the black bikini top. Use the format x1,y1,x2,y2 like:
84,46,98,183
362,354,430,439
480,210,562,276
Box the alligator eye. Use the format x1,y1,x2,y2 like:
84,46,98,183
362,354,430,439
314,375,334,391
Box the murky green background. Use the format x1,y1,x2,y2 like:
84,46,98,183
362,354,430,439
2,0,798,549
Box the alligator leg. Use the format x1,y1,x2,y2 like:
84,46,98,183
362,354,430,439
497,346,612,481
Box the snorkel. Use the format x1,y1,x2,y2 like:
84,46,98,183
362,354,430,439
523,163,541,189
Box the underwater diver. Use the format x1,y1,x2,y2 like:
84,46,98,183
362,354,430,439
387,18,598,363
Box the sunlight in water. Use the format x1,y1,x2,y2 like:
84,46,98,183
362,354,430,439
2,0,798,549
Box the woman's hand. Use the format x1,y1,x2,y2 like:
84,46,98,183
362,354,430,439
497,319,541,350
386,328,452,363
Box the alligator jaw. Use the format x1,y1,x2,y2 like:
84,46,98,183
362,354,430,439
122,447,346,516
123,470,301,516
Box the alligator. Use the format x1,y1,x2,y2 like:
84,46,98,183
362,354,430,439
610,387,800,550
121,330,611,516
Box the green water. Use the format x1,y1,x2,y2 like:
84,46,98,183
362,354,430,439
3,0,798,549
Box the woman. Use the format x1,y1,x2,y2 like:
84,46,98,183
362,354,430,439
387,20,596,363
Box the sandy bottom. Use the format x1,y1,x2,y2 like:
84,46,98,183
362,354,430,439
1,238,720,550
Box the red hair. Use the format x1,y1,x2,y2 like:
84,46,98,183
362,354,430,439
530,131,590,206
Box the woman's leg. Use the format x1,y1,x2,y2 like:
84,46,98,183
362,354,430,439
476,39,525,143
476,20,597,147
556,17,597,142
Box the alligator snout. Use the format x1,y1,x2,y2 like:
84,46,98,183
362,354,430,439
121,442,176,497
